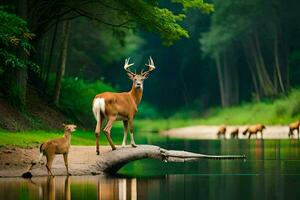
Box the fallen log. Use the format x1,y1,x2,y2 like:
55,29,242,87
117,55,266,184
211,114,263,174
96,145,246,175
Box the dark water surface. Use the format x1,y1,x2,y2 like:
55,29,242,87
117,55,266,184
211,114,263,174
1,138,300,200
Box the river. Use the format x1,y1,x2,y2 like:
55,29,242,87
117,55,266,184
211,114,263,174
1,137,300,199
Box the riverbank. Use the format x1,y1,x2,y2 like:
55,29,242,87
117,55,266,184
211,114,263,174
0,146,113,177
162,125,293,139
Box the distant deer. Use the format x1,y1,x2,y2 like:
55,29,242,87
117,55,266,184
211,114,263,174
217,125,226,139
288,120,300,139
230,128,239,139
243,124,266,139
92,57,156,155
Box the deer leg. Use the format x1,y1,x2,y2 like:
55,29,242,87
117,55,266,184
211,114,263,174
129,120,137,147
103,116,117,150
95,114,104,155
63,153,71,176
122,120,128,147
297,128,299,139
46,155,55,177
248,133,251,139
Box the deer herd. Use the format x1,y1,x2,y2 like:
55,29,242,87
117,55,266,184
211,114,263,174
22,57,300,177
217,120,300,139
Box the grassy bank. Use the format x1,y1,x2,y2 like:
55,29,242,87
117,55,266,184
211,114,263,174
0,124,126,148
135,88,300,132
2,89,300,147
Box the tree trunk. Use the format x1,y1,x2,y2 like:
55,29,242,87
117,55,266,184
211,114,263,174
20,145,246,177
215,54,226,106
215,52,239,107
96,145,245,174
13,0,28,108
274,32,285,93
45,19,59,89
244,33,277,98
53,20,71,106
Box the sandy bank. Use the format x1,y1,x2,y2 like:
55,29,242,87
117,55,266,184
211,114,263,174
161,125,294,140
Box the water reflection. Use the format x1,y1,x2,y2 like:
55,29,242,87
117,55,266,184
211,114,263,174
1,139,300,200
0,176,139,200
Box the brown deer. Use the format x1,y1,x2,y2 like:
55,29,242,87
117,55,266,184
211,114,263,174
243,124,266,139
217,125,226,139
92,57,156,155
288,120,300,139
230,128,239,139
23,124,77,177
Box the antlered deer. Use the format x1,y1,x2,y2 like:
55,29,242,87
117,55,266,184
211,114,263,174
92,57,156,155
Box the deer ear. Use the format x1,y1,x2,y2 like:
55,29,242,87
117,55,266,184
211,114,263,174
127,73,135,80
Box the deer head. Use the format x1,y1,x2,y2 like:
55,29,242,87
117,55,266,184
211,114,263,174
124,57,156,90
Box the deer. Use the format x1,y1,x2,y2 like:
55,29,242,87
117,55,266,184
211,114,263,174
288,120,300,139
216,125,226,139
92,57,156,155
23,124,77,178
242,124,266,139
230,128,239,139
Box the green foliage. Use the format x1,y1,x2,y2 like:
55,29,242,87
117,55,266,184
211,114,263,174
0,8,38,73
174,88,300,125
173,0,214,13
123,0,214,45
136,102,161,119
200,0,258,56
48,75,162,123
49,76,115,119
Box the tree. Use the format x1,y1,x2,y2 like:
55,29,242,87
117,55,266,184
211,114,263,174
201,0,291,106
0,6,38,107
53,20,71,106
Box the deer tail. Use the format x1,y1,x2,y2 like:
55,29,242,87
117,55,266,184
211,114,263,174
93,98,105,122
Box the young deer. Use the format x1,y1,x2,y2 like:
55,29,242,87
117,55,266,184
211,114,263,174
243,124,266,139
288,120,300,139
25,124,76,177
92,57,156,155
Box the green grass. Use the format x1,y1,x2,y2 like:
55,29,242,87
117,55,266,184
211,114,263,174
0,124,125,148
135,88,300,132
2,89,300,148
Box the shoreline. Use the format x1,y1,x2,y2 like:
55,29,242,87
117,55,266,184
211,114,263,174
161,125,294,140
0,146,112,178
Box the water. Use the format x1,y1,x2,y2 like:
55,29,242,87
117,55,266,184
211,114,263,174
1,139,300,200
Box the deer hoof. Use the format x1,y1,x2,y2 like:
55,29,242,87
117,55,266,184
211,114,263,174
131,144,137,148
96,151,100,155
68,173,72,176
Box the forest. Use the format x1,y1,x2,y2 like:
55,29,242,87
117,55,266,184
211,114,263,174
1,0,300,131
2,1,300,199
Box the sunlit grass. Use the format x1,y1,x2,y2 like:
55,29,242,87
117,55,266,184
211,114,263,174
135,88,300,131
0,127,125,148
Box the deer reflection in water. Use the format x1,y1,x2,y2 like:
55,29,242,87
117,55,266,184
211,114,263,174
17,176,138,200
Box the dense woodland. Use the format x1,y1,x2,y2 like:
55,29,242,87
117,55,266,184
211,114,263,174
1,0,300,128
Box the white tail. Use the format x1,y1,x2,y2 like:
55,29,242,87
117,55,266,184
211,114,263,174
93,98,105,121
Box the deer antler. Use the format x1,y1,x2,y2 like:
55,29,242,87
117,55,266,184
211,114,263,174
124,57,135,76
141,56,156,76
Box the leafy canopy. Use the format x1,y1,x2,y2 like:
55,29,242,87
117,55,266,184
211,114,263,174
0,8,38,74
